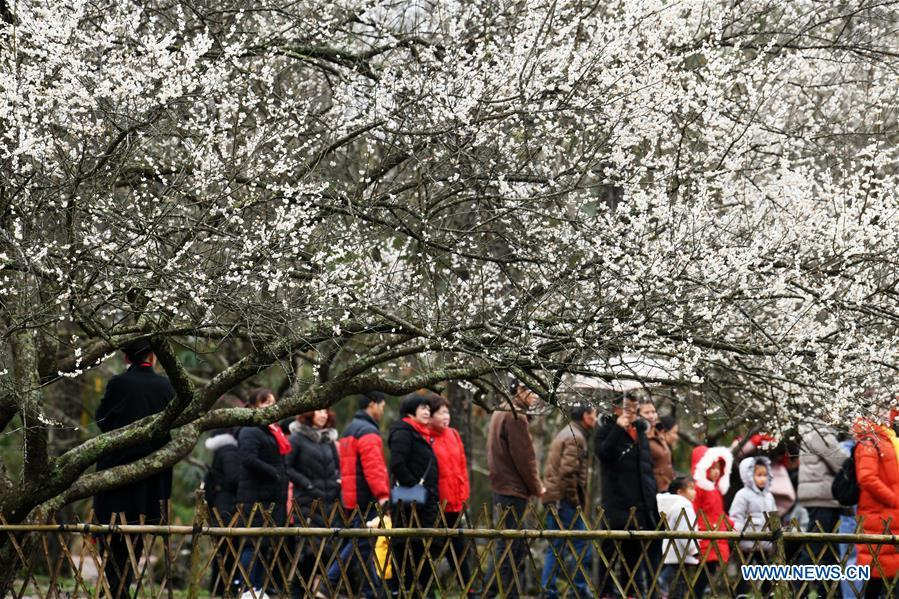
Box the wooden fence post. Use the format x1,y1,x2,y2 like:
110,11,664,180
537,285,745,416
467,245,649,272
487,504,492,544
769,511,787,599
187,488,207,599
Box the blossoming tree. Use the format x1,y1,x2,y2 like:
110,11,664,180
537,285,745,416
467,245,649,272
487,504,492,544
1,0,898,520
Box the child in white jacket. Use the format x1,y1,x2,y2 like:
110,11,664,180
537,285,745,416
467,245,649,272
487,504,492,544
657,476,699,599
729,456,777,555
730,455,778,597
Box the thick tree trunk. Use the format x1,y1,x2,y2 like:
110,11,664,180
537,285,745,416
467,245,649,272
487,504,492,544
447,380,472,471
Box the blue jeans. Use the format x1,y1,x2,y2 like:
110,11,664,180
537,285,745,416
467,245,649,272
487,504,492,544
658,563,675,597
326,508,380,598
541,500,594,599
839,512,863,598
238,545,266,591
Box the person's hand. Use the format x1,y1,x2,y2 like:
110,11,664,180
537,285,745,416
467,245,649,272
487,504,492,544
378,497,389,506
540,485,546,497
616,412,633,429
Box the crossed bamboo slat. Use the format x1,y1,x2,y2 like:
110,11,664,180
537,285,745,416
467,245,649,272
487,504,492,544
0,502,890,598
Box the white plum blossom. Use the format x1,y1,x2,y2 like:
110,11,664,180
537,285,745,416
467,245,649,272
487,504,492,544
1,0,899,516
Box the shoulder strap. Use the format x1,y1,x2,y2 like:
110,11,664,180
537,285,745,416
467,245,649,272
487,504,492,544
418,442,435,485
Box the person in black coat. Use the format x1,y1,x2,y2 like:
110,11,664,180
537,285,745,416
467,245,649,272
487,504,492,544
286,409,341,594
287,409,340,515
204,423,242,595
595,394,662,598
235,388,292,595
93,340,174,599
388,392,440,596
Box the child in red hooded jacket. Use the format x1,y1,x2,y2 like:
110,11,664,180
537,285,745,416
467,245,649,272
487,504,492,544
691,445,734,597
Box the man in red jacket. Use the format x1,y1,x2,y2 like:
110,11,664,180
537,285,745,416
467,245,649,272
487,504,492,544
324,392,390,598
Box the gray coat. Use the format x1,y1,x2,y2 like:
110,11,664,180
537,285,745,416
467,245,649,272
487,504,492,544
797,423,848,508
730,456,777,553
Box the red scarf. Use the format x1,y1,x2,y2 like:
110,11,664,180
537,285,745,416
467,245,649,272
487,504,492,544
403,416,433,442
267,423,292,455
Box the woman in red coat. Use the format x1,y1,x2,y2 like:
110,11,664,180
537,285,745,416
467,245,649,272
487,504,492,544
855,417,899,596
427,394,475,595
691,445,734,597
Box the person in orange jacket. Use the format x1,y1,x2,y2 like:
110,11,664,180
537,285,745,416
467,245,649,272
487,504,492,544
854,412,899,597
691,445,734,598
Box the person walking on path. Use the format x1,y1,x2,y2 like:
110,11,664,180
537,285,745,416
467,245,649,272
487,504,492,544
286,409,340,594
730,456,777,596
325,392,390,598
485,379,544,599
204,395,244,595
93,339,175,599
651,415,678,494
427,393,476,595
595,394,661,597
690,444,733,598
234,388,291,598
798,423,849,543
854,412,899,598
388,392,441,596
656,476,699,599
287,409,341,517
540,404,596,599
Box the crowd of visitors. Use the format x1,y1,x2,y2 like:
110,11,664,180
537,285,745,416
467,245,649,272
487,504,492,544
92,341,899,598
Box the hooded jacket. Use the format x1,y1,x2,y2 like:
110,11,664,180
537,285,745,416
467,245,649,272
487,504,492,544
691,445,733,563
337,410,390,511
596,416,659,528
287,421,340,509
487,401,542,499
204,432,241,520
543,421,590,506
797,423,847,508
729,456,777,553
854,420,899,578
657,492,699,565
430,424,470,513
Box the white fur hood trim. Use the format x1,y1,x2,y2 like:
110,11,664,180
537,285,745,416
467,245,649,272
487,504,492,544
692,446,733,495
205,433,237,452
289,419,338,442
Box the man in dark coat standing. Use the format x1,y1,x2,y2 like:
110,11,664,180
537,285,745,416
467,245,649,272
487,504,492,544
595,394,661,598
93,339,174,598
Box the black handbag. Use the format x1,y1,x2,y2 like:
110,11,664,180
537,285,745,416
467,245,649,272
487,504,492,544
390,456,434,505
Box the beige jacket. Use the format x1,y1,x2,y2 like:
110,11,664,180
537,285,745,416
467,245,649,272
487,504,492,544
542,421,589,506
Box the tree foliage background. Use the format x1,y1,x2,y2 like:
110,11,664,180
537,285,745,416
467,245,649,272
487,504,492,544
2,0,899,521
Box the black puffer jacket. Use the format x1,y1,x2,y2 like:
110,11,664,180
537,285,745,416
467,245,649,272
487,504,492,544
388,419,439,526
204,431,241,521
595,415,659,529
287,422,340,506
236,426,288,506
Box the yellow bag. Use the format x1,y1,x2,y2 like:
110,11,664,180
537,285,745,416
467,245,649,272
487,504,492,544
370,514,393,580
